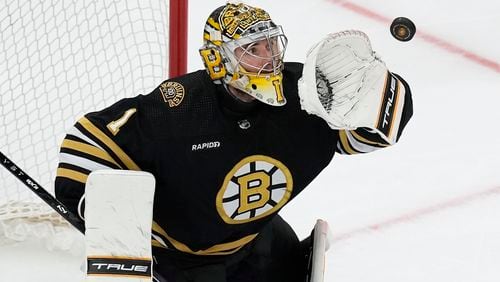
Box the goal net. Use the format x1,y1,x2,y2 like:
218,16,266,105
0,0,186,246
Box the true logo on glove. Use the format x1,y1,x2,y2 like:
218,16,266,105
376,73,399,137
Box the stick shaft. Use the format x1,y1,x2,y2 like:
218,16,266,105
0,151,85,234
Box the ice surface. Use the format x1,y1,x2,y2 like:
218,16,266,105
1,0,499,281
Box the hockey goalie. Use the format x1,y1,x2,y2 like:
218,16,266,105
55,2,413,281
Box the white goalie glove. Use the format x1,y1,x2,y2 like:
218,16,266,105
298,30,406,144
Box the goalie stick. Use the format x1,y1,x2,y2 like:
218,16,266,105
304,219,332,282
0,151,85,233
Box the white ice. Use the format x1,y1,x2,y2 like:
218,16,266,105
1,0,499,281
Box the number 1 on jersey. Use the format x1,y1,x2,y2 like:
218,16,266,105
106,108,137,135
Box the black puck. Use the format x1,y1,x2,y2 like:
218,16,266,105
390,17,416,42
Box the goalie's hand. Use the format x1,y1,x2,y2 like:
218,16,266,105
298,30,407,144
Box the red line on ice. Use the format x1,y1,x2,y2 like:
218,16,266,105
328,0,500,73
332,186,500,242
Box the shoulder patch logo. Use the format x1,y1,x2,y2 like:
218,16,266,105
160,81,185,107
216,155,293,224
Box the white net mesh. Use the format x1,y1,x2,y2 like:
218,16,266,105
0,202,82,251
0,0,170,245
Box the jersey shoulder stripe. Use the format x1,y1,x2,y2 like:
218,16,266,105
61,138,122,168
57,127,122,183
76,117,140,171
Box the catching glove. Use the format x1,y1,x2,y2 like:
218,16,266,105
298,30,406,144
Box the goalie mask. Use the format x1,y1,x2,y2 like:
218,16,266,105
200,3,288,106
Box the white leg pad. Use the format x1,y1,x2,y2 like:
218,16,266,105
84,170,155,282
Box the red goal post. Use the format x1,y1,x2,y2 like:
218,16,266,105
169,0,188,78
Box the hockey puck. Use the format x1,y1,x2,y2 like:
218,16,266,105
390,17,416,42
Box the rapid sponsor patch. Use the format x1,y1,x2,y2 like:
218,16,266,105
192,141,221,151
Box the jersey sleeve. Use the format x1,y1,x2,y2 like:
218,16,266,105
55,100,142,219
336,73,413,155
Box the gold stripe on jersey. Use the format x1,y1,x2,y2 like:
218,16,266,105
57,167,88,183
338,130,360,155
152,239,166,248
152,221,258,255
61,139,122,168
78,117,140,171
350,130,389,148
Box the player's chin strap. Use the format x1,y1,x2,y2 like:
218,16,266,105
298,30,407,145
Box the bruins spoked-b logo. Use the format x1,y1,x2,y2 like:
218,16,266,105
160,81,184,107
216,155,293,224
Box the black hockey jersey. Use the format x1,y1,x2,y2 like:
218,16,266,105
55,62,412,255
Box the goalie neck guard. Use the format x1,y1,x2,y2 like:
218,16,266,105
200,3,288,106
